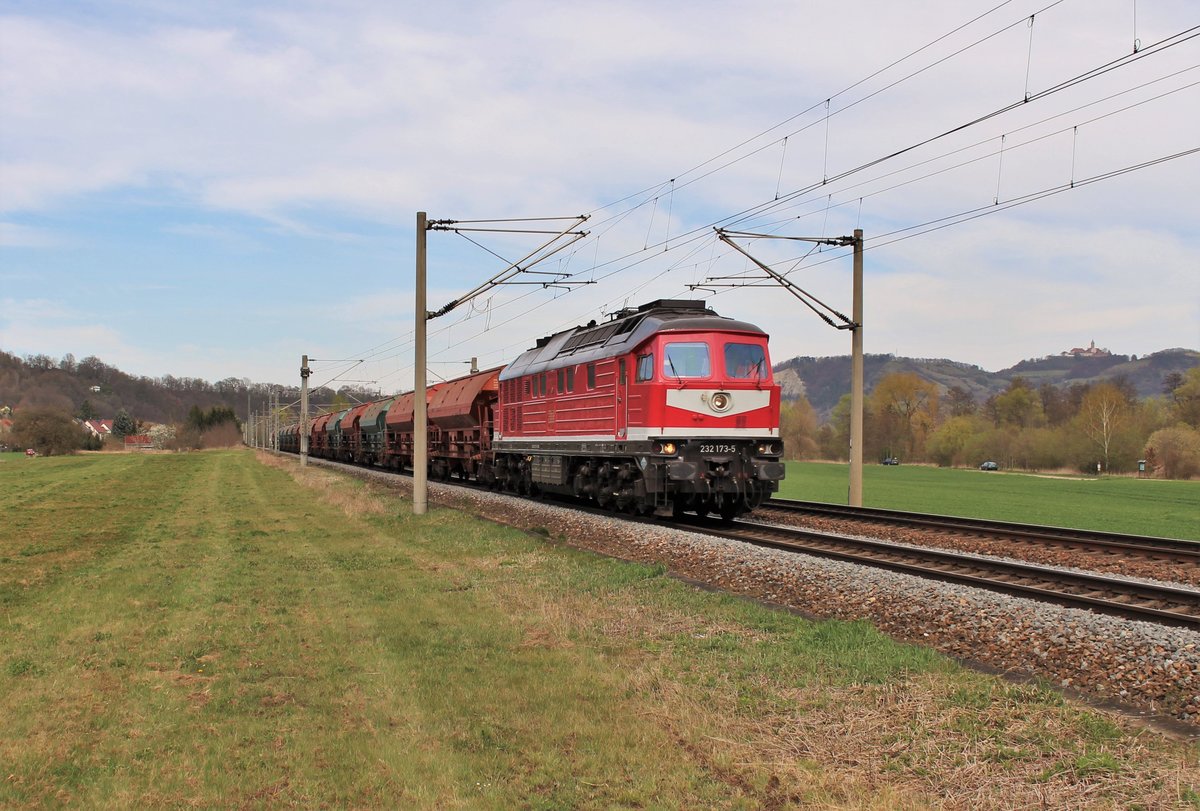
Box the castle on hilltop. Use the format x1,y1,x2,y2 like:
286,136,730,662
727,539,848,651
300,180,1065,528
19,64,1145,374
1060,340,1111,358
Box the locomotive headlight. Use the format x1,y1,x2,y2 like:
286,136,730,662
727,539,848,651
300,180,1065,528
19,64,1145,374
756,441,780,456
709,392,732,413
656,441,677,455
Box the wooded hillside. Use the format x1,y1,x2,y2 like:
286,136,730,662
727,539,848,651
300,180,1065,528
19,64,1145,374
0,350,377,425
775,349,1200,418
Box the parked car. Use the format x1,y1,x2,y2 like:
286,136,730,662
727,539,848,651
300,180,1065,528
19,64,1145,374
881,457,900,466
980,460,999,471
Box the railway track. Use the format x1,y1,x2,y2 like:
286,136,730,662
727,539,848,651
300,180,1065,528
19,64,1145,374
694,517,1200,630
763,498,1200,564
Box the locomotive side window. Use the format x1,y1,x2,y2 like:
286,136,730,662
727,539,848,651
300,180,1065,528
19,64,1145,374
619,358,626,384
539,373,546,397
636,353,654,382
725,342,767,379
586,363,596,390
557,369,564,393
567,367,575,392
663,342,711,378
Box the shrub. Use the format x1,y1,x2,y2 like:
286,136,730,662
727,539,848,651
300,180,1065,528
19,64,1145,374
1144,425,1200,479
200,422,242,449
11,408,82,456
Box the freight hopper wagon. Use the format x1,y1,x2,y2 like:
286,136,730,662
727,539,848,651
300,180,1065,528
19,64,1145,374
291,371,498,475
491,299,785,519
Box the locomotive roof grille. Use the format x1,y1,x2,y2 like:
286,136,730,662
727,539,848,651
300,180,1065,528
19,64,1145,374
499,300,767,380
562,321,622,351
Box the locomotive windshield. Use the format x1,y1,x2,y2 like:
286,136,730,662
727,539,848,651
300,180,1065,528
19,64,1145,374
724,342,767,380
663,342,711,378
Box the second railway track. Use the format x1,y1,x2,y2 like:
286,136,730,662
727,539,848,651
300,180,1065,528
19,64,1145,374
764,498,1200,562
697,517,1200,630
761,498,1200,590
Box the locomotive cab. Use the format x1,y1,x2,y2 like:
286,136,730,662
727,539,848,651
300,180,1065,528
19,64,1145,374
626,328,784,519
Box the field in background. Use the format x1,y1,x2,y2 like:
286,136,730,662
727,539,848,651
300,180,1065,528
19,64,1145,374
777,461,1200,540
1,450,1197,807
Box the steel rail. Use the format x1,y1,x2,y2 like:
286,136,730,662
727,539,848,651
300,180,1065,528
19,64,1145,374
695,518,1200,630
764,498,1200,561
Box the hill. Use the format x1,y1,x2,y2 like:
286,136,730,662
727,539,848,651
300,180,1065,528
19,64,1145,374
775,348,1200,417
0,350,375,426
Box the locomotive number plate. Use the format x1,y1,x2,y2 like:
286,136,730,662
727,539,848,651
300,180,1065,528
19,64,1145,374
698,444,738,455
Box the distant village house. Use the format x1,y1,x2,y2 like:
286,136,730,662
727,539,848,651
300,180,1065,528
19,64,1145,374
83,419,114,439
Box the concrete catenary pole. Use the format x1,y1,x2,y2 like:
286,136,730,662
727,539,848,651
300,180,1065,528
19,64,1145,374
414,211,428,515
300,355,310,467
849,229,865,507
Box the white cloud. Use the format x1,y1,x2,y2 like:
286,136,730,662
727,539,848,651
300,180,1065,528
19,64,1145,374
0,298,143,363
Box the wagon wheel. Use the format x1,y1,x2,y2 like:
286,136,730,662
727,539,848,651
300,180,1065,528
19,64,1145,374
595,488,615,511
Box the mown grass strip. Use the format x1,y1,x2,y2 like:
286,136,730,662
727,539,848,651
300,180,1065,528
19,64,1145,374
1,450,1196,808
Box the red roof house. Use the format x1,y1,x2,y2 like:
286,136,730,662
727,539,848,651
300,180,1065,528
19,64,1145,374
123,434,152,451
84,419,114,439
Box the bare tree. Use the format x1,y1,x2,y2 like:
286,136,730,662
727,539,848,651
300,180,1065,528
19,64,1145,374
1078,383,1127,472
870,372,940,460
779,396,820,459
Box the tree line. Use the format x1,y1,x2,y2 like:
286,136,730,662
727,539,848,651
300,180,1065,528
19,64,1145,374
5,404,245,456
781,368,1200,478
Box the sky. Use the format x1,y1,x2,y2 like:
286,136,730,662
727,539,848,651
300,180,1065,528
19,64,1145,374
2,0,1198,397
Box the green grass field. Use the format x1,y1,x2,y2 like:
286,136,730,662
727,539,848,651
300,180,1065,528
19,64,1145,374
1,450,1197,808
777,461,1200,540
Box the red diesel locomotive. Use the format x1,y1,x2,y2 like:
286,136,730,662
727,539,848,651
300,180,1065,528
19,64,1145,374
284,299,785,518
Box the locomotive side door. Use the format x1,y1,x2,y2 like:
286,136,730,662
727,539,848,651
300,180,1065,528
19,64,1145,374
615,358,628,440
